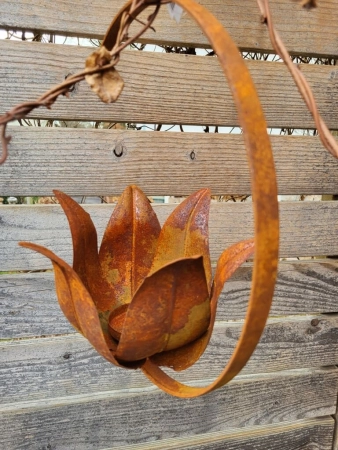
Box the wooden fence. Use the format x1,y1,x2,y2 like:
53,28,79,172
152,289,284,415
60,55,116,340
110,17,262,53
0,1,338,448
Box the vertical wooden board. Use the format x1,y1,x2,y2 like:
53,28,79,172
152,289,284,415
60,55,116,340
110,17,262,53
333,392,338,450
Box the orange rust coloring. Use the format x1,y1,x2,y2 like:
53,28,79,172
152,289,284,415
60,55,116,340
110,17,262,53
20,186,255,395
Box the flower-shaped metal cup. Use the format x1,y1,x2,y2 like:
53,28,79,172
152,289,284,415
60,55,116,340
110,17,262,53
20,185,254,395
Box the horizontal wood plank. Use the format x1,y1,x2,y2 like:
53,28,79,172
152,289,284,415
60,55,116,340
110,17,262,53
1,202,338,271
0,368,337,449
1,40,338,128
2,3,338,449
1,315,338,404
1,261,338,338
1,1,338,57
1,128,338,196
113,417,335,450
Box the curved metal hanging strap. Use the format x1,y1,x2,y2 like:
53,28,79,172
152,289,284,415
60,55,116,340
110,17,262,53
103,0,279,398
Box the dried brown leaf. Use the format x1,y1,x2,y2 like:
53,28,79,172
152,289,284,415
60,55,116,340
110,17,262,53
85,46,124,103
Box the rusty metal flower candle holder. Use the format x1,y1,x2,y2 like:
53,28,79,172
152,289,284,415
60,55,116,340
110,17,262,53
14,0,279,398
2,0,329,397
21,186,255,386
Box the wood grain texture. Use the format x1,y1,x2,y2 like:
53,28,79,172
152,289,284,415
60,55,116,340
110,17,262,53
1,261,338,338
1,128,338,196
0,368,337,449
1,201,338,271
1,3,337,449
1,315,338,403
334,406,338,450
1,0,338,57
113,417,335,450
1,40,338,128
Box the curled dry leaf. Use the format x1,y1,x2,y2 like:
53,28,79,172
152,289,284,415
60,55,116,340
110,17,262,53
85,46,124,103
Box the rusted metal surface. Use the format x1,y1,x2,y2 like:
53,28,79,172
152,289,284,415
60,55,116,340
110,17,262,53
18,0,281,397
20,187,255,385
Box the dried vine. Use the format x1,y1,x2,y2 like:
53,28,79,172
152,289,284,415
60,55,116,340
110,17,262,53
0,0,169,164
0,0,336,165
256,0,338,158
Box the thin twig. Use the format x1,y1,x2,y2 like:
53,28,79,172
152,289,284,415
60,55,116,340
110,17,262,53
256,0,338,158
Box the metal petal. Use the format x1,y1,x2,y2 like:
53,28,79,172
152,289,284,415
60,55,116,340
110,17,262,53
99,185,161,309
19,242,82,333
116,256,209,362
19,241,125,367
149,332,208,372
151,188,212,291
211,239,255,316
54,190,112,312
150,239,255,371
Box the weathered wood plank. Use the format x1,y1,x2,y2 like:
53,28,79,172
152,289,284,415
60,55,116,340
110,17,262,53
1,128,338,196
0,368,336,449
113,417,335,450
334,408,338,450
1,261,338,338
1,202,338,271
0,272,70,338
1,0,338,57
1,316,338,404
1,40,338,128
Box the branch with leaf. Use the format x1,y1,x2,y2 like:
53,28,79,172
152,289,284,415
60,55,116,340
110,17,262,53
0,0,336,165
0,0,171,164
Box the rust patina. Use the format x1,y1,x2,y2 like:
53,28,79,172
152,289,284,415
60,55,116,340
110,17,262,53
21,186,255,374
